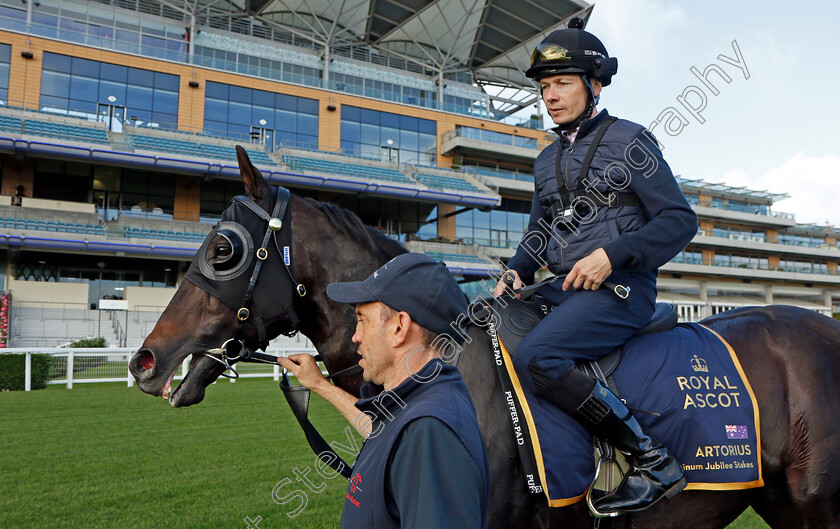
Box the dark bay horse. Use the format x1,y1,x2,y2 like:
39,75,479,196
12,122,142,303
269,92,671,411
130,148,840,528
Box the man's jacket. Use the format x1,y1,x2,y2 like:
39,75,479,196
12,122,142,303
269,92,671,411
508,109,697,280
340,360,489,529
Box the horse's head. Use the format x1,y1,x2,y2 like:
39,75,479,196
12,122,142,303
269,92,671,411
130,146,402,406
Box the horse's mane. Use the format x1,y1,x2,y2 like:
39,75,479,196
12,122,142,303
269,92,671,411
302,197,408,261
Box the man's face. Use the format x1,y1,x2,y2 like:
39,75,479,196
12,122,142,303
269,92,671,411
352,302,396,385
540,74,599,126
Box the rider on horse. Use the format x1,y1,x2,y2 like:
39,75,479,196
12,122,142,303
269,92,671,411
494,17,698,514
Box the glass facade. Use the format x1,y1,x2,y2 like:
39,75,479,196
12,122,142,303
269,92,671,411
200,179,246,216
0,3,188,62
464,164,535,182
712,225,766,242
195,48,323,89
33,159,93,203
780,259,829,274
329,73,438,110
120,170,175,214
778,232,824,247
455,126,542,149
204,81,318,150
672,249,703,265
713,253,769,269
0,43,9,105
40,52,179,129
456,198,530,248
706,196,770,215
340,105,436,166
331,195,437,242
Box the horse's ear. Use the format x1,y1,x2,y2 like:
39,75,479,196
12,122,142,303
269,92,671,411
236,145,270,202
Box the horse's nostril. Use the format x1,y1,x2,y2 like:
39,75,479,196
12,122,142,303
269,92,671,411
139,352,154,370
130,349,156,381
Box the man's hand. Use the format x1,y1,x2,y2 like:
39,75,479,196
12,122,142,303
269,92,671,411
279,353,372,437
563,248,613,291
278,354,328,391
494,269,523,298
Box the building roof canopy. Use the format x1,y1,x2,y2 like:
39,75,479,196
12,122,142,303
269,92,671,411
186,0,592,89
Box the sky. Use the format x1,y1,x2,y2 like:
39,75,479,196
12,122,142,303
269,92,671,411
540,0,840,226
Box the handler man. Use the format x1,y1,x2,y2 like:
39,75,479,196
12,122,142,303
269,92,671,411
494,17,697,514
279,253,489,529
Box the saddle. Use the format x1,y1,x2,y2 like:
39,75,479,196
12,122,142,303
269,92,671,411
491,296,679,377
470,295,762,509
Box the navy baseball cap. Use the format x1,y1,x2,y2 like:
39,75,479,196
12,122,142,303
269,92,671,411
326,253,469,343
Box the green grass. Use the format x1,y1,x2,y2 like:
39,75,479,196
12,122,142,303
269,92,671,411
1,381,770,528
1,379,360,529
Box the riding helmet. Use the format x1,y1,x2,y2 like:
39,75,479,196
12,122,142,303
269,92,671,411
526,16,618,85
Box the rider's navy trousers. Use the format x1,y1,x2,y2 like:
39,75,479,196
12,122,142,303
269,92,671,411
512,269,657,393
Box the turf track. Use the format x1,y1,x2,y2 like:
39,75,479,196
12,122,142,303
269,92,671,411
0,380,768,528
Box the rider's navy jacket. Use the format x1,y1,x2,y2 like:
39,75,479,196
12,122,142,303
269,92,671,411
339,359,489,529
507,109,697,280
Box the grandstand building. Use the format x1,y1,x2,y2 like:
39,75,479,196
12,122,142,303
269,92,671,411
0,0,837,347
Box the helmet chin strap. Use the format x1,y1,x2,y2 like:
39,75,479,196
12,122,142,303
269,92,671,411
554,75,599,132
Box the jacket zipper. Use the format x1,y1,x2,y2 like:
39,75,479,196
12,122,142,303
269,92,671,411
564,145,574,192
560,141,574,269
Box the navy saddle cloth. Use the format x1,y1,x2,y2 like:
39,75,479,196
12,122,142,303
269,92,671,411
490,298,763,507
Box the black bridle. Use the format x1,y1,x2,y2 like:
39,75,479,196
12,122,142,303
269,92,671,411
196,186,304,376
190,183,360,479
191,186,362,384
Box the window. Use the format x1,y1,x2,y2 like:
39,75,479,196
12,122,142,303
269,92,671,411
40,52,179,129
200,179,245,216
203,81,318,149
714,253,768,269
673,250,703,265
456,126,538,149
456,198,530,248
340,105,436,166
33,159,93,202
780,260,828,274
0,43,10,105
778,232,824,247
712,225,766,242
121,170,175,213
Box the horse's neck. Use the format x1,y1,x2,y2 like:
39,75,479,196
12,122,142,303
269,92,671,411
289,201,392,395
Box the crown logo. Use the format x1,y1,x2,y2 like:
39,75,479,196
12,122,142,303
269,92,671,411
691,354,708,373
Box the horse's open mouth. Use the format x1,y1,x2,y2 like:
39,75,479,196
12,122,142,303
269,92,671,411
164,354,226,408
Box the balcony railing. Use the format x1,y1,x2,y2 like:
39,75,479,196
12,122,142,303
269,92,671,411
692,196,795,219
463,166,535,182
669,256,837,275
443,129,554,151
697,229,836,250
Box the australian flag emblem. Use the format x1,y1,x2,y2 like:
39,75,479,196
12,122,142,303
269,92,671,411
725,425,748,439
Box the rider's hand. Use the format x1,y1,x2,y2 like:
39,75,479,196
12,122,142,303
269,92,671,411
278,354,329,391
563,248,613,291
494,269,523,298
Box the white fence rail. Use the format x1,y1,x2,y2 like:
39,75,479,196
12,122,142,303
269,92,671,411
0,347,318,391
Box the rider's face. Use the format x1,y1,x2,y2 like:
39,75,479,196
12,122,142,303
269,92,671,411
540,74,601,126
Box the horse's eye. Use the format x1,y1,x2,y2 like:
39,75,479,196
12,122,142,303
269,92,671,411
207,231,243,272
217,243,232,258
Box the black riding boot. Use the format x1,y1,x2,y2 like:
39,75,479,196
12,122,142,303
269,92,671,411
533,367,686,514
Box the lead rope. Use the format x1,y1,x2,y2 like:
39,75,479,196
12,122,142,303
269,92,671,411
280,369,354,479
